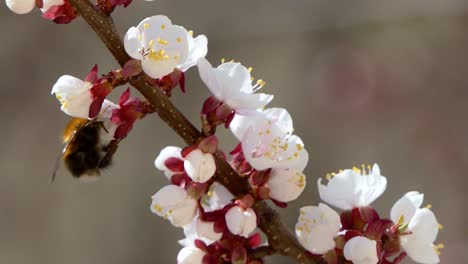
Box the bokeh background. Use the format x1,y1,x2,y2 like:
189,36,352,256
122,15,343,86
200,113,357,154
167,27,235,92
1,0,467,263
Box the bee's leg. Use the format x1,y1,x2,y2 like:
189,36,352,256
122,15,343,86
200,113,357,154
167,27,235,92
98,140,120,168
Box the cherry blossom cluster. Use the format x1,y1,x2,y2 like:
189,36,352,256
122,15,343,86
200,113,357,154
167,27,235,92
136,14,310,263
6,0,444,262
295,164,443,264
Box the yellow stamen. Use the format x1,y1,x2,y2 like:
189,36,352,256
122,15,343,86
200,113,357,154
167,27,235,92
157,37,169,45
143,23,149,29
248,67,253,73
188,30,193,37
161,24,166,30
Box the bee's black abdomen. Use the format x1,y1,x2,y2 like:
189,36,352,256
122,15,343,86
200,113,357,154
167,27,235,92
63,122,102,178
65,151,100,177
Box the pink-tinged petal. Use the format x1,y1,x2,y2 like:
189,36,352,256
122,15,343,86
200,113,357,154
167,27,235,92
114,123,133,139
119,88,131,105
122,59,142,77
198,135,218,154
201,96,223,114
85,64,98,83
197,58,223,99
6,0,35,14
41,0,77,24
88,98,104,119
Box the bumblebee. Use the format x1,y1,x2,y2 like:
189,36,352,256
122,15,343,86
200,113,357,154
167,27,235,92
52,118,119,182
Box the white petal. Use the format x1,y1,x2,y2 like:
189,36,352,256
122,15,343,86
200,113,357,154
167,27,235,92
408,208,439,244
51,75,91,96
402,239,440,264
124,27,144,60
295,203,340,254
197,58,223,99
41,0,63,12
202,182,234,212
243,124,308,172
196,219,222,242
177,246,205,264
178,34,208,72
317,166,387,210
217,62,252,94
150,185,197,227
98,100,119,120
343,236,379,264
155,146,183,178
6,0,35,14
390,191,424,223
141,58,178,80
268,169,306,202
184,149,216,183
51,75,94,118
225,206,257,237
230,108,292,142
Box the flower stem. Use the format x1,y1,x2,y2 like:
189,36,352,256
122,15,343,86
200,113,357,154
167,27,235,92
66,0,325,263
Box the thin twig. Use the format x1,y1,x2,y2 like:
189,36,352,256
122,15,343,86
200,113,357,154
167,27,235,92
66,0,325,263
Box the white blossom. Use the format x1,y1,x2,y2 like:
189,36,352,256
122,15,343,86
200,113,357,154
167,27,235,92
51,75,94,118
197,58,273,115
237,108,308,172
317,164,387,210
150,185,197,227
295,203,341,254
6,0,64,14
124,15,207,79
390,192,441,264
267,168,306,202
343,236,379,264
155,146,183,179
179,217,220,247
230,108,293,141
225,206,257,237
6,0,35,14
177,246,205,264
184,149,216,183
202,182,234,212
196,219,222,242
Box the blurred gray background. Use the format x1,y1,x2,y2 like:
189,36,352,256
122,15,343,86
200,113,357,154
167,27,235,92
1,0,467,263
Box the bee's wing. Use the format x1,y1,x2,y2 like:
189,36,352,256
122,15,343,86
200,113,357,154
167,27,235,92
51,129,78,183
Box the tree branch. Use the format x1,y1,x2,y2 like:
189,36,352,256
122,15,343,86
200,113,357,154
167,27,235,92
67,1,324,263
